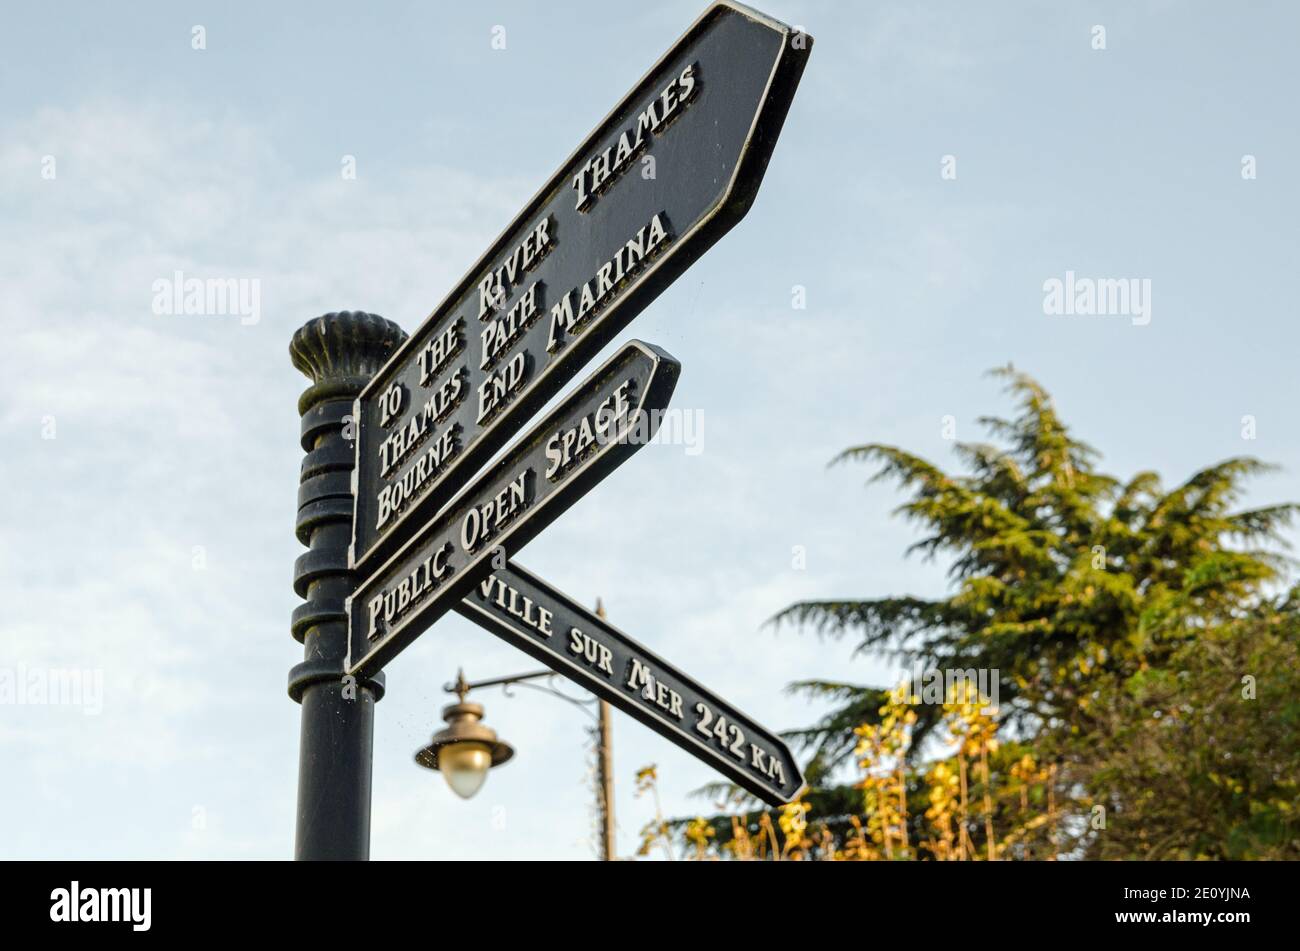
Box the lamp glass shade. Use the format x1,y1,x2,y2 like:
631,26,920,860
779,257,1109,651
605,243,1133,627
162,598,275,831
439,741,493,799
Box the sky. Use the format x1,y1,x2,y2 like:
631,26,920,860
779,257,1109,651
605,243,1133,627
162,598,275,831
2,0,1298,860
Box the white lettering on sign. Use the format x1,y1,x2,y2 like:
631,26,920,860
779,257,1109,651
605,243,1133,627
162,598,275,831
543,378,635,479
378,383,404,428
460,469,531,553
476,350,528,424
572,64,698,211
625,658,685,720
480,281,541,370
378,369,466,478
477,217,554,321
694,700,786,786
365,542,453,640
416,319,464,387
376,424,460,528
479,575,555,639
547,212,672,352
567,626,615,676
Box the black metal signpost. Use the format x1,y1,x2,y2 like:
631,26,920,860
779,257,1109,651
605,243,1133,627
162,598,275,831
289,0,812,858
455,564,802,805
348,0,812,572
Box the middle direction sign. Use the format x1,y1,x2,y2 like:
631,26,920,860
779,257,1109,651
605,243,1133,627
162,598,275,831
346,341,679,678
350,1,812,571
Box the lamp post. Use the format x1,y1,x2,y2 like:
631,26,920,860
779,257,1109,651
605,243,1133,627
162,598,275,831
288,311,405,861
416,651,619,860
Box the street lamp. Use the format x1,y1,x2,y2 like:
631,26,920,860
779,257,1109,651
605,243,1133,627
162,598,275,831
415,617,620,861
415,670,515,799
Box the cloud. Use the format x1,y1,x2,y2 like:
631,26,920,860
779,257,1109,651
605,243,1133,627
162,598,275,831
0,98,531,858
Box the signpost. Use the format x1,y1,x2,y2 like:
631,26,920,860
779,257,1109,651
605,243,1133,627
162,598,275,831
455,563,804,805
346,341,679,678
348,0,812,571
291,1,814,856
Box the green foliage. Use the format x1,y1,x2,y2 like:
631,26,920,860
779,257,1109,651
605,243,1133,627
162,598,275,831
753,365,1300,859
779,680,893,784
1063,607,1300,858
772,365,1297,745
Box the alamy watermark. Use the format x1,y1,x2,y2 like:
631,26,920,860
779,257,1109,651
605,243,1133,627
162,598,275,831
50,882,150,931
591,407,704,456
0,664,103,715
1043,270,1150,326
152,270,261,325
906,663,1000,715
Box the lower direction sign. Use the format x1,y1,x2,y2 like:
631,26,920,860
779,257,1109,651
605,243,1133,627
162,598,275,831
347,340,679,678
456,562,805,806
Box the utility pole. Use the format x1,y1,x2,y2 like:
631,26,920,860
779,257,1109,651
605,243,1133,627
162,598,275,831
289,310,406,860
594,599,616,862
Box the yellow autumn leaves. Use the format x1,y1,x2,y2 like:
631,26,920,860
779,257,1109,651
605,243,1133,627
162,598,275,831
657,677,1062,861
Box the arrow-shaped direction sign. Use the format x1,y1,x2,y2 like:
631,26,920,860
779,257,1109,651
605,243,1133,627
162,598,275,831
455,562,806,806
350,1,812,571
347,341,679,678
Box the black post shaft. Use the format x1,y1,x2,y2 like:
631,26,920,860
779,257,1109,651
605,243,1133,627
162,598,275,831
289,311,407,860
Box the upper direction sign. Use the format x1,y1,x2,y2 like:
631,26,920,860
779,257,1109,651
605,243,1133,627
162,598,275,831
350,1,812,571
456,562,806,806
346,341,680,678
